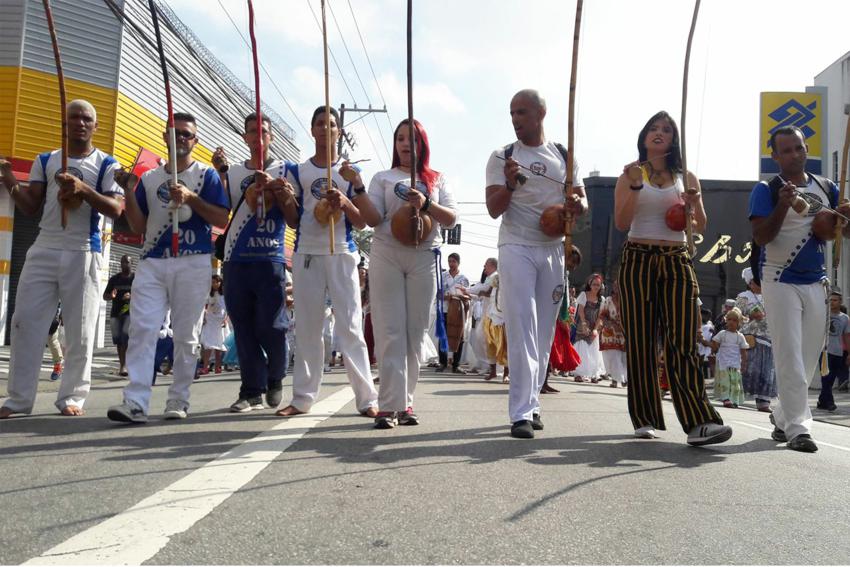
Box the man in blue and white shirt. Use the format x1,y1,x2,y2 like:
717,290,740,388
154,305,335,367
750,125,850,452
108,112,229,423
213,113,299,413
0,99,124,418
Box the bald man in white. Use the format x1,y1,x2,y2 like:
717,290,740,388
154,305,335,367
0,100,125,418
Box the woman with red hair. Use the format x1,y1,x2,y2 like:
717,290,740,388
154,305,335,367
357,119,458,429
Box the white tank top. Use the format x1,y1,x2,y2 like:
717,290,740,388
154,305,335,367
627,170,687,243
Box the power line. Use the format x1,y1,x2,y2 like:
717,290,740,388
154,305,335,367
215,0,311,140
305,0,357,104
345,0,395,136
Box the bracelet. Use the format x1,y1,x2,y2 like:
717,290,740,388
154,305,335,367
630,184,644,191
353,185,366,195
421,195,431,212
7,184,19,196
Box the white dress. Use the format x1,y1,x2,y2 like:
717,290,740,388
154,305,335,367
572,292,606,379
200,293,227,351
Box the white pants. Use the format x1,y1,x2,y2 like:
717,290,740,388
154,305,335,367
4,246,101,413
762,279,827,440
370,244,436,412
123,255,211,414
290,252,376,412
602,350,627,384
500,243,564,423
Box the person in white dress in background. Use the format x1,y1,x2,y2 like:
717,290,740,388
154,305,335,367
199,274,227,375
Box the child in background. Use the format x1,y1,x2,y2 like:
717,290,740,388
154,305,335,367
711,307,748,408
697,308,714,380
741,304,775,412
199,274,227,375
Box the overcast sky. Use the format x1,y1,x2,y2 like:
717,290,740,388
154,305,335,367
168,0,850,275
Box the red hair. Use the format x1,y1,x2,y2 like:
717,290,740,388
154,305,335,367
392,119,439,195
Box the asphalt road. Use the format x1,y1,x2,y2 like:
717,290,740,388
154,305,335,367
1,367,849,565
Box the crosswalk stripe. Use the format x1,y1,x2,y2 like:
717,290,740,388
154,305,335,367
24,386,355,565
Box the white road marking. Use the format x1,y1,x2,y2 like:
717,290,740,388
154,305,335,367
25,387,355,565
733,420,850,453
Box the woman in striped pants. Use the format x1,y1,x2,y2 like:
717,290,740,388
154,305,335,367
614,111,731,446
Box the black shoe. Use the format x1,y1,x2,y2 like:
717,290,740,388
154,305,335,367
787,434,818,453
398,408,419,426
837,381,849,392
266,381,283,408
769,413,787,442
816,403,838,412
531,413,543,431
434,365,447,373
511,420,534,439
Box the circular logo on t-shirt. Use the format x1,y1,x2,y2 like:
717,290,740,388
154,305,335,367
310,178,339,200
552,284,565,304
393,180,428,201
240,175,254,193
54,167,84,182
156,179,186,204
530,162,547,177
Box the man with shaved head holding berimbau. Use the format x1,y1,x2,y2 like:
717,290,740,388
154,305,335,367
0,99,125,418
485,89,588,439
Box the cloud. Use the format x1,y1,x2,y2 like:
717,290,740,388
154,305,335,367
377,72,466,115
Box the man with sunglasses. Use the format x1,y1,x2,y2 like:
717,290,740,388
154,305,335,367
0,99,124,419
108,112,229,423
211,113,299,413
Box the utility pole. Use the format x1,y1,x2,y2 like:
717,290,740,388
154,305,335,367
337,103,389,158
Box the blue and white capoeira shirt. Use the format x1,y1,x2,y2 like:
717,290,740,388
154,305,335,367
135,162,228,259
28,148,123,252
223,160,290,264
286,159,358,255
748,174,839,285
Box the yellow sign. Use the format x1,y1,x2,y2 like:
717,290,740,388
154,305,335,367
759,92,823,176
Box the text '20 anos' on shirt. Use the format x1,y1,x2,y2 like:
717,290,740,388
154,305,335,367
135,162,229,259
748,175,838,285
485,140,581,247
29,148,124,252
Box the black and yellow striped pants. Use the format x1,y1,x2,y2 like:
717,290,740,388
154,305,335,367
617,242,722,432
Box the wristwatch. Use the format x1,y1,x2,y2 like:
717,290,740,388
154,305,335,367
353,185,366,195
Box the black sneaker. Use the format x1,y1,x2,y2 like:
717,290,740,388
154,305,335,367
511,420,534,439
769,413,787,442
374,412,397,429
398,408,419,426
266,381,283,408
787,434,818,453
816,403,838,412
230,397,265,413
531,413,543,431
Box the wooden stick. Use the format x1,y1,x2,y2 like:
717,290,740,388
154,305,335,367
407,0,421,246
247,0,266,225
681,0,701,258
321,0,335,254
833,106,850,280
42,0,68,230
147,0,179,257
563,0,583,260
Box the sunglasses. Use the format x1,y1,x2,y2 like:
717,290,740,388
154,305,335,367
175,130,196,140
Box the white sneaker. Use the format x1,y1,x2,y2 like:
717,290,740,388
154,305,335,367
634,425,658,439
687,422,732,446
163,399,188,420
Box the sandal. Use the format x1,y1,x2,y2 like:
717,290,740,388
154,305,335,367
275,405,306,417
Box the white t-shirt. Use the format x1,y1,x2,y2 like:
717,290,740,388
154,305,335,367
367,168,457,251
485,140,581,247
223,160,289,263
699,321,714,358
28,148,123,252
712,329,748,370
287,159,357,256
136,162,229,259
442,270,469,313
